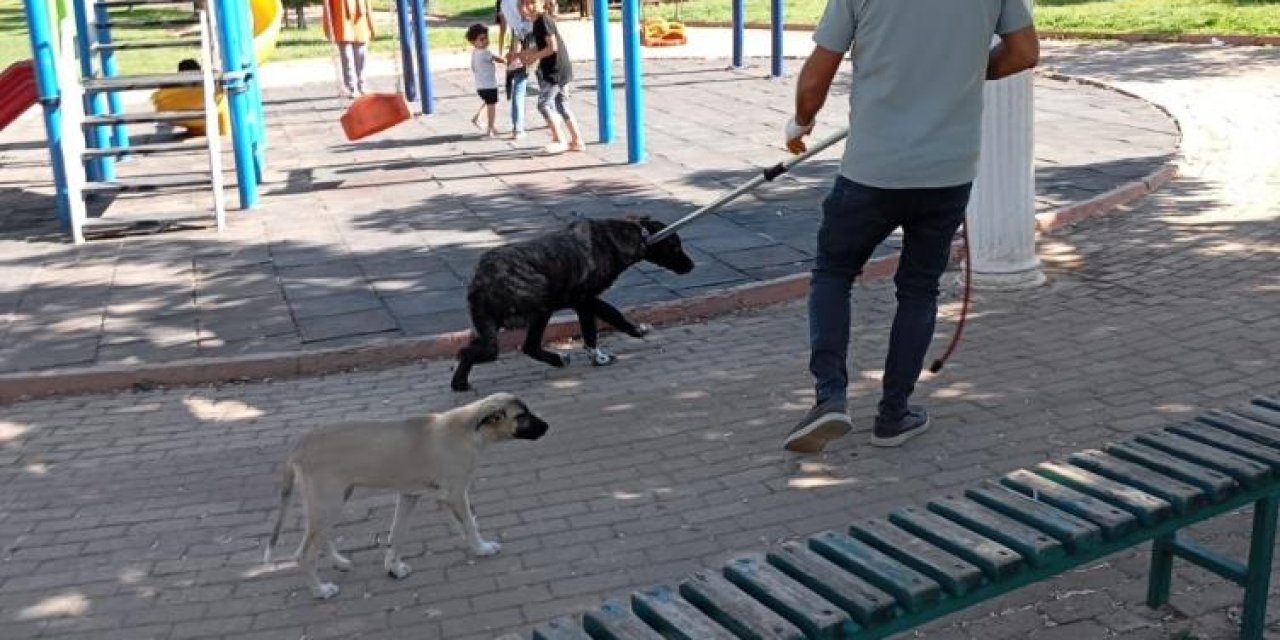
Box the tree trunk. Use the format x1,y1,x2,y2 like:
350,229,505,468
295,5,307,29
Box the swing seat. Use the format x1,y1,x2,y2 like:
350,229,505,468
340,93,412,141
641,19,687,47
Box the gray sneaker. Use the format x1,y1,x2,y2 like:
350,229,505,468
870,407,930,448
784,402,853,454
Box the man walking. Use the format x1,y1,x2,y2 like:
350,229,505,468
783,0,1040,454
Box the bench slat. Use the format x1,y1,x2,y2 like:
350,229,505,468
533,616,592,640
1133,431,1271,489
583,600,664,640
1001,470,1139,539
1067,450,1207,514
1199,410,1280,449
927,495,1066,566
885,508,1024,582
1234,404,1280,430
723,554,855,639
849,518,984,596
808,531,941,613
1103,442,1237,502
1167,423,1280,470
632,585,738,640
1033,461,1172,527
1245,396,1280,419
680,570,806,640
966,481,1102,552
766,542,898,626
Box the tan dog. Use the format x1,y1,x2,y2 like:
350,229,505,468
263,393,549,599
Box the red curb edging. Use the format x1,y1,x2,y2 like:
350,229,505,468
0,74,1181,405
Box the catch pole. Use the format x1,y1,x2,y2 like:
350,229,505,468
648,128,848,244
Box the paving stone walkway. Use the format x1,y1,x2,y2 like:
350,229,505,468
0,40,1276,640
0,57,1175,372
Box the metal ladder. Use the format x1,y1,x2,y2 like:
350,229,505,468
66,0,226,242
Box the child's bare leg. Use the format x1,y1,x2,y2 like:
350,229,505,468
485,103,497,135
471,103,484,129
564,115,584,148
546,117,565,143
537,87,564,143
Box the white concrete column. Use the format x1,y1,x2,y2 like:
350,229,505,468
966,69,1045,290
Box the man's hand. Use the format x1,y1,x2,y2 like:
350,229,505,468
790,45,843,154
785,117,814,154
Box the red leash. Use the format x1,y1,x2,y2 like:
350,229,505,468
929,222,971,374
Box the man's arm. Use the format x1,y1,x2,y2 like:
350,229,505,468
987,25,1039,80
795,46,844,128
786,45,844,153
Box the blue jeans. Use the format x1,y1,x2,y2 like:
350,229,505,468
508,69,528,133
809,176,971,419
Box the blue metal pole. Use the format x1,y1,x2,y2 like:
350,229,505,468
71,0,108,181
92,2,128,151
238,2,266,183
394,0,416,101
408,0,433,114
731,0,744,69
22,0,71,227
591,0,613,143
770,0,783,77
213,0,259,209
620,0,644,163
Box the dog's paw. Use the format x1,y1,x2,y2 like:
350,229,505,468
311,582,340,599
450,379,472,392
471,540,501,557
331,555,353,572
552,352,570,368
385,560,412,579
630,323,652,338
586,348,616,367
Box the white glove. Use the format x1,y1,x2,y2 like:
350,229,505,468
785,117,814,153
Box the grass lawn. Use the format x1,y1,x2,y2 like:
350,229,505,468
0,0,466,75
434,0,1280,36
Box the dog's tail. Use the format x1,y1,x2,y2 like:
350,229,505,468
263,463,296,565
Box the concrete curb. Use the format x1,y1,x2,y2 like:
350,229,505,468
1032,70,1182,234
0,73,1181,404
677,20,1280,47
1039,30,1280,47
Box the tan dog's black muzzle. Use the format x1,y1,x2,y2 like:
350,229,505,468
515,414,549,440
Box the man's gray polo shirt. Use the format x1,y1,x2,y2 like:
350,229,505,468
813,0,1033,189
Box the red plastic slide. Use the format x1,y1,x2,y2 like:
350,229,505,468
0,60,38,132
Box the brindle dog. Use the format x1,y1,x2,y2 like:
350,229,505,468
451,216,694,392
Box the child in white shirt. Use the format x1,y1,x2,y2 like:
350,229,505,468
466,23,505,137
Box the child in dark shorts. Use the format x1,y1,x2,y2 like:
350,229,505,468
466,23,505,137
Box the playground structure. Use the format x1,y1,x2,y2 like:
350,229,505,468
149,0,284,136
16,0,437,243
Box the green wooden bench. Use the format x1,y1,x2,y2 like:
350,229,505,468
529,394,1280,640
